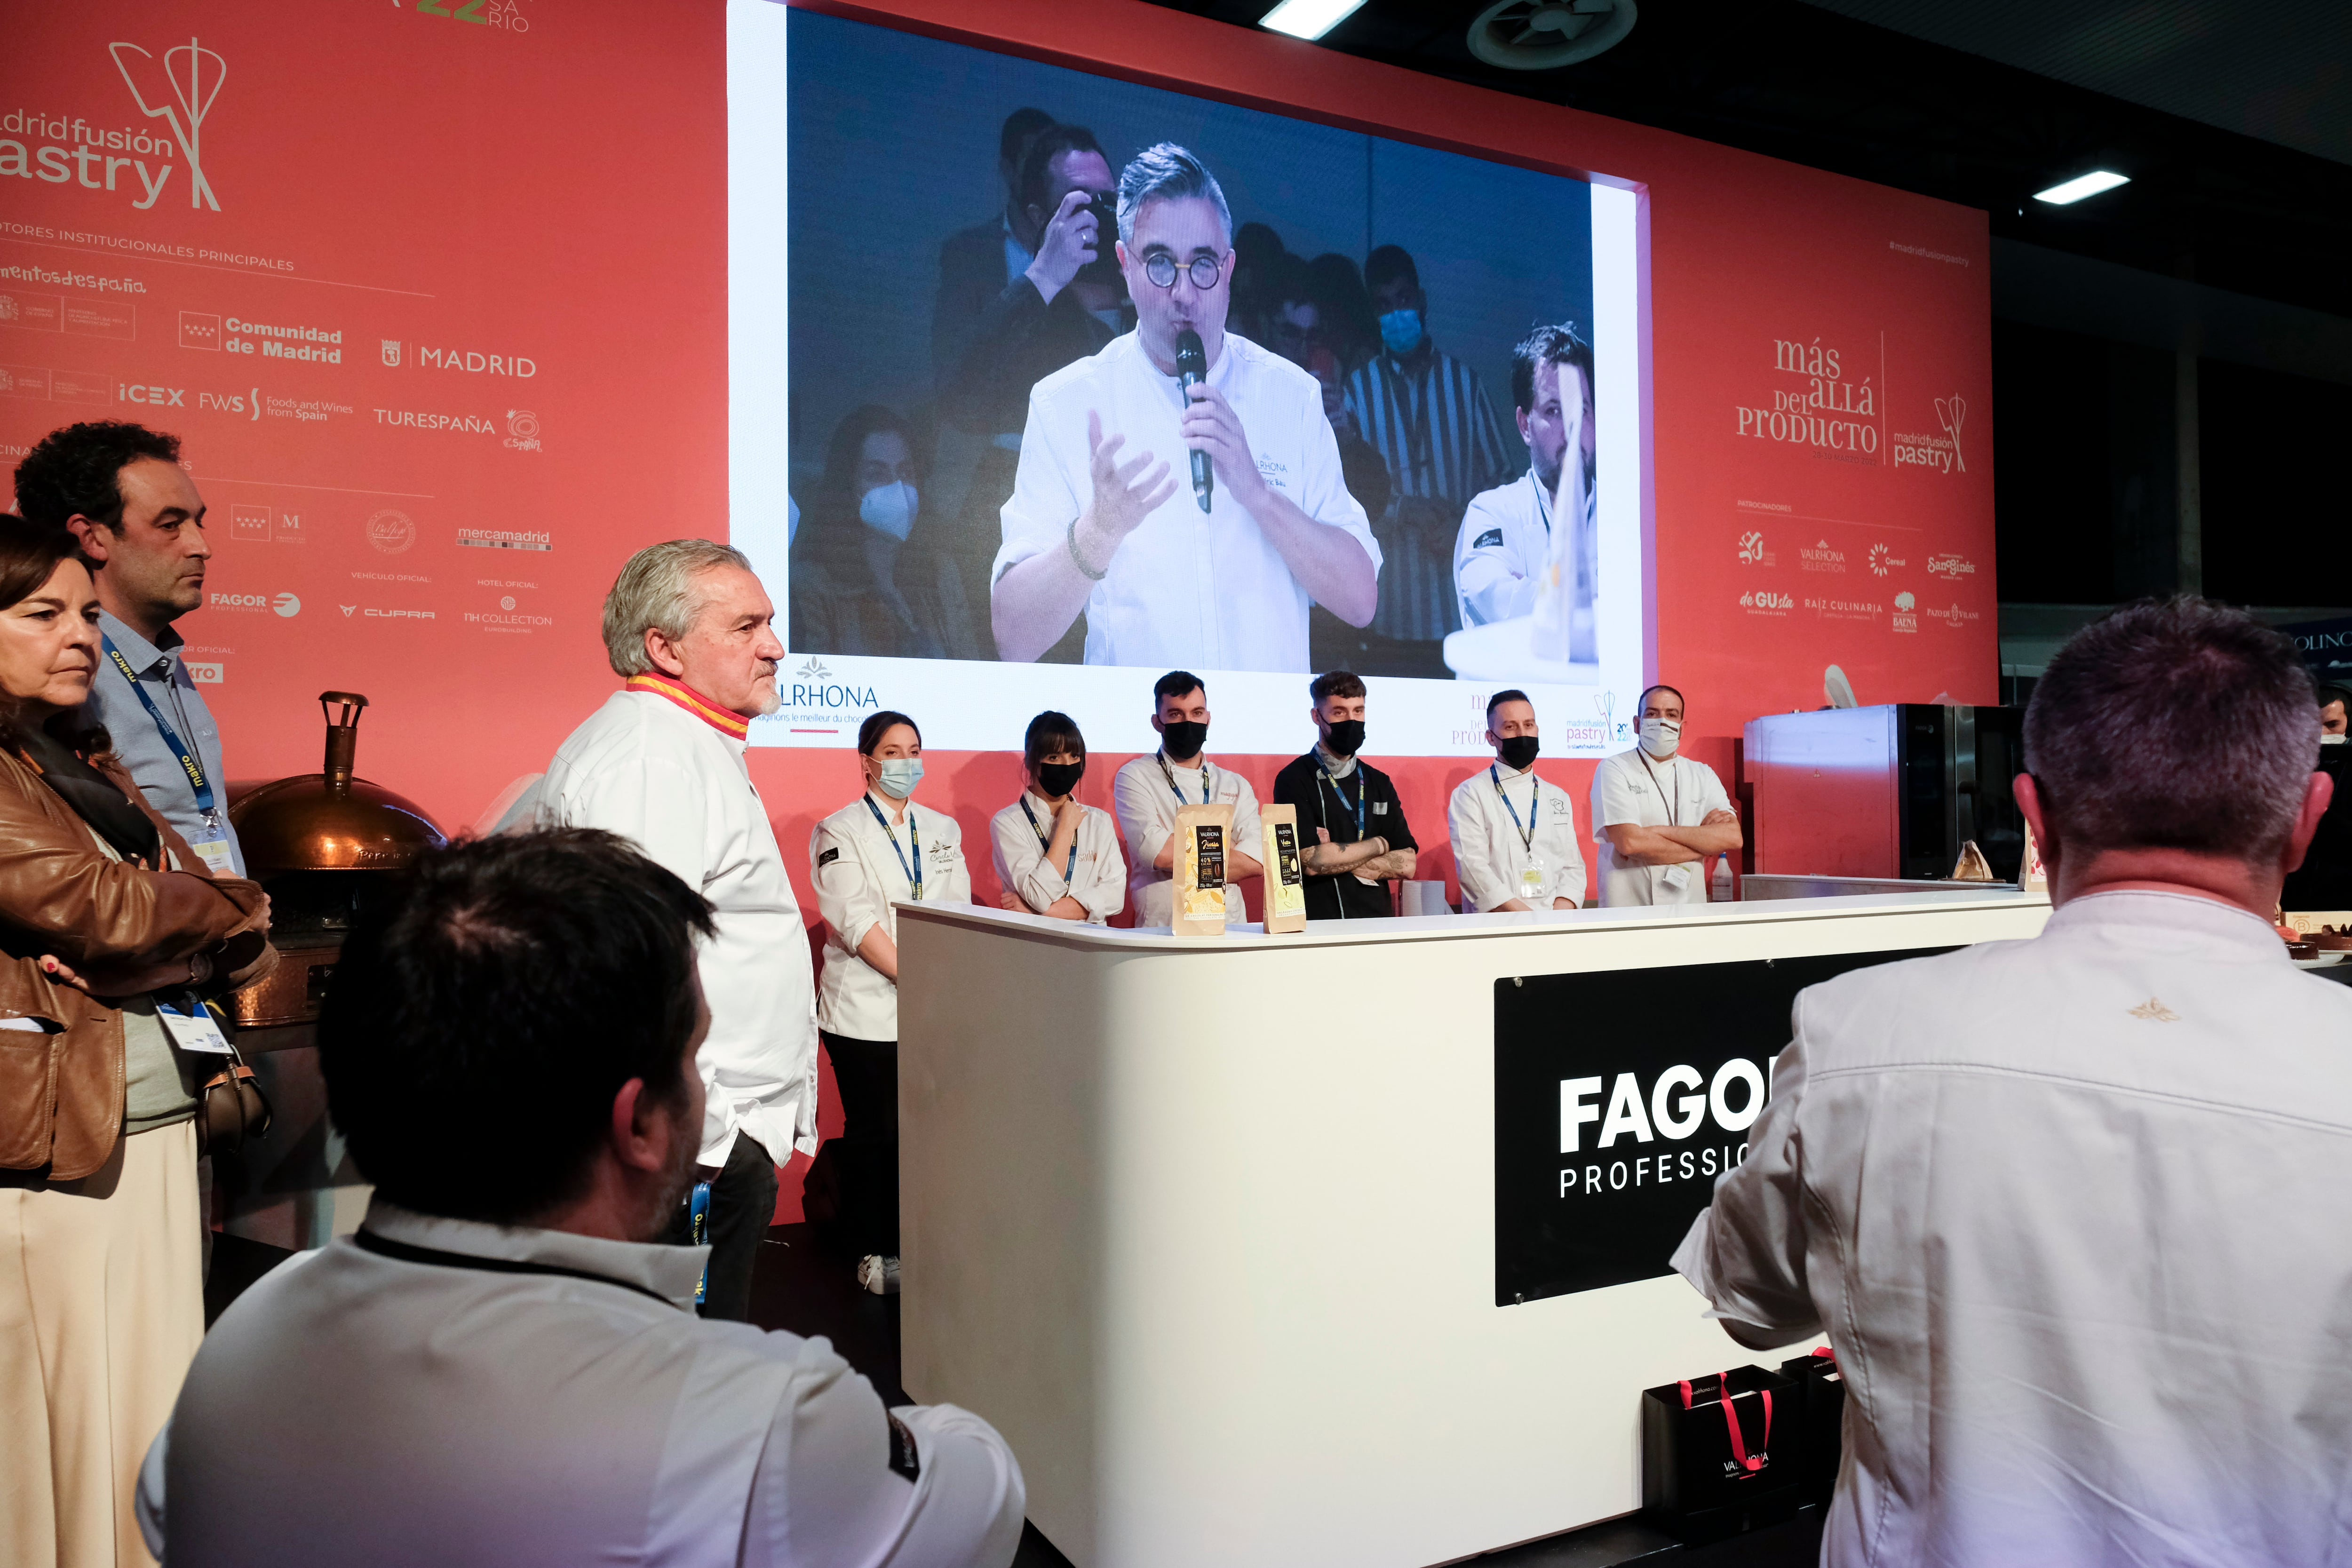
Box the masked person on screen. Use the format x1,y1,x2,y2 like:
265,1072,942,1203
1591,685,1740,907
1271,671,1416,920
990,143,1382,672
811,712,971,1297
1454,324,1597,635
1111,670,1262,927
537,540,820,1324
1675,601,2352,1567
1339,246,1511,673
1449,689,1587,912
2282,682,2352,913
990,710,1125,924
789,405,942,659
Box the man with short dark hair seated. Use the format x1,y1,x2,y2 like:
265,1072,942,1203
1675,599,2352,1565
139,830,1024,1568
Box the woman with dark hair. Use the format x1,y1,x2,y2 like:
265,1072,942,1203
789,405,945,658
988,710,1123,924
808,710,969,1295
0,514,274,1568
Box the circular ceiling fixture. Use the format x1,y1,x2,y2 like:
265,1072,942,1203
1466,0,1637,71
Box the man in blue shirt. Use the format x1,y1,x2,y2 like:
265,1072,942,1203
13,421,244,876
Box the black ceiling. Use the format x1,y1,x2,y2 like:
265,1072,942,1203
1135,0,2352,323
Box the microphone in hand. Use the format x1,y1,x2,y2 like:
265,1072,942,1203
1175,329,1212,514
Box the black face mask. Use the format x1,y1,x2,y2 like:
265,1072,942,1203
1160,719,1209,760
1036,760,1084,797
1323,719,1366,758
1497,734,1540,771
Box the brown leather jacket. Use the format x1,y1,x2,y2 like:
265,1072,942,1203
0,742,275,1178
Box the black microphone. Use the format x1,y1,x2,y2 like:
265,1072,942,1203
1175,329,1212,513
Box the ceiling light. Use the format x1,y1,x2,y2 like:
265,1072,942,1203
2032,170,2130,206
1261,0,1367,41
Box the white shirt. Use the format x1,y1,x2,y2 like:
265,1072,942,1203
540,688,820,1166
992,332,1382,672
811,795,972,1041
1110,753,1261,928
1447,762,1587,912
1590,747,1732,907
1673,891,2352,1568
988,791,1125,924
141,1198,1024,1568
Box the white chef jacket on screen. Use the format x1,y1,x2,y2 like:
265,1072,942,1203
1590,747,1731,907
1448,762,1587,911
142,1198,1024,1567
988,791,1125,923
539,687,819,1166
1673,891,2352,1568
1452,470,1597,630
991,331,1382,672
1110,752,1260,928
811,795,972,1042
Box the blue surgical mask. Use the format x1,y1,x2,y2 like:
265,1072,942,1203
858,480,918,542
873,756,924,799
1378,307,1423,355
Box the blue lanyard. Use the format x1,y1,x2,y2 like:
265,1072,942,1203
1019,796,1078,882
863,795,922,900
101,635,214,814
1491,764,1540,852
1318,762,1367,838
1155,751,1208,805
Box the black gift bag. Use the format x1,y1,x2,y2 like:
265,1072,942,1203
1640,1363,1802,1543
1778,1347,1845,1504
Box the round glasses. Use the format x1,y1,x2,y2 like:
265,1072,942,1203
1142,253,1224,291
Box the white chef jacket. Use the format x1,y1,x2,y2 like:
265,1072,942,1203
1448,762,1587,911
1452,470,1597,631
141,1198,1024,1568
988,791,1125,923
1111,752,1260,928
1590,747,1731,907
539,685,819,1166
811,795,972,1042
1673,890,2352,1568
991,331,1382,672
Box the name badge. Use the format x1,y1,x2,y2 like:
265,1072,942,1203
1660,863,1694,895
189,835,235,876
157,998,232,1054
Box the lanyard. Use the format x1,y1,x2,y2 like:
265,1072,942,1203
863,794,922,901
1491,764,1540,852
101,635,213,814
1317,761,1367,838
1019,796,1078,882
1155,750,1209,805
1634,749,1681,828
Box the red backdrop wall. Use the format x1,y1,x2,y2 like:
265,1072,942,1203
1,0,1994,918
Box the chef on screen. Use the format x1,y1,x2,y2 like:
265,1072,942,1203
987,142,1383,674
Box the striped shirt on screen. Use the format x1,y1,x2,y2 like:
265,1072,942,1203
1343,349,1512,643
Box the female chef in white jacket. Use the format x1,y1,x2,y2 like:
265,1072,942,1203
810,709,971,1294
989,710,1125,923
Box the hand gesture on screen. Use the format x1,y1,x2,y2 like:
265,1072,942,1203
1180,383,1266,508
1073,409,1176,576
1026,189,1101,304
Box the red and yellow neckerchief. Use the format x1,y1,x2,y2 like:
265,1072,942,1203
625,673,749,740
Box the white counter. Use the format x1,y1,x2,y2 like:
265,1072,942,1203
895,891,2050,1568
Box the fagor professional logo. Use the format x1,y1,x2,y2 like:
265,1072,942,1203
273,592,300,617
207,590,292,614
110,36,223,211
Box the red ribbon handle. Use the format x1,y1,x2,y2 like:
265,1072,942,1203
1677,1370,1772,1472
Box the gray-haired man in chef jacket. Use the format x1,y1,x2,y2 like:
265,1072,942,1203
1674,599,2352,1566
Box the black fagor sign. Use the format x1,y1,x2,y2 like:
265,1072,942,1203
1494,949,1948,1305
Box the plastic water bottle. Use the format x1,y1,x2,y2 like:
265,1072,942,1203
1710,854,1734,903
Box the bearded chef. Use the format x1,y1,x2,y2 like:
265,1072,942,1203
1590,683,1742,907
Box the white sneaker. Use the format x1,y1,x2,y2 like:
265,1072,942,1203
857,1254,901,1296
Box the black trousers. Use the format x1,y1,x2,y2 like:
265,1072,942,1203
822,1031,899,1258
661,1130,777,1321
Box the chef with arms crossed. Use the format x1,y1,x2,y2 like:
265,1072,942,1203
1590,684,1740,907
